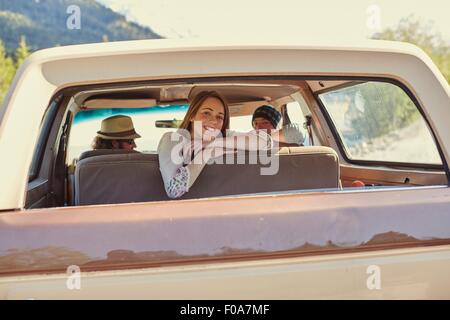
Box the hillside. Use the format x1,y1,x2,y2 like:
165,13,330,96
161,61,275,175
0,0,162,53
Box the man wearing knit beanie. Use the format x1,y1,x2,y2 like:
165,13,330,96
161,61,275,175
252,105,282,133
252,105,305,146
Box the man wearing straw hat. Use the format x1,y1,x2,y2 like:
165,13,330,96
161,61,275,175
92,115,141,150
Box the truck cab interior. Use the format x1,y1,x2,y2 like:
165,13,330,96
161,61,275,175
25,77,448,209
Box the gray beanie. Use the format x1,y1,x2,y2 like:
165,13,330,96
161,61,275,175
252,105,281,128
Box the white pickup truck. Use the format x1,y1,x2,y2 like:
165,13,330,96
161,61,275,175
0,38,449,299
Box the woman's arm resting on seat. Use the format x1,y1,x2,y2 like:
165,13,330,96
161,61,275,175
209,130,273,151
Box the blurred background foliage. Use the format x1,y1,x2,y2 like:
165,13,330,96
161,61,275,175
345,82,420,142
0,36,30,104
372,15,449,83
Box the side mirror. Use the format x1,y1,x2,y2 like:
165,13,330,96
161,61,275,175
155,119,182,128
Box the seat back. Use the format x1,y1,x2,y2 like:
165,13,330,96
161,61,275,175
74,147,339,205
74,153,168,205
182,146,339,199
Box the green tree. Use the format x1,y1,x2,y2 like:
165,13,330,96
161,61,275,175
15,35,30,68
0,39,16,106
372,16,450,83
348,82,419,141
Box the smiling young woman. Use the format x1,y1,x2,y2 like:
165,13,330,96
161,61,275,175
157,91,273,199
179,91,230,138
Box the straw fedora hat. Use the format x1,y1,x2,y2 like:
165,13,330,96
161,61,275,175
96,115,141,140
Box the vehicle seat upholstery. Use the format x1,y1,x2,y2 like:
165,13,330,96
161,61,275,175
74,153,167,205
66,149,140,205
181,146,339,199
74,147,339,205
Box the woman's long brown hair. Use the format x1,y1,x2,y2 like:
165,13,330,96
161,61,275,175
179,91,230,137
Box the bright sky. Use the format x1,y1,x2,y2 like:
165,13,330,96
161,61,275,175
97,0,450,43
